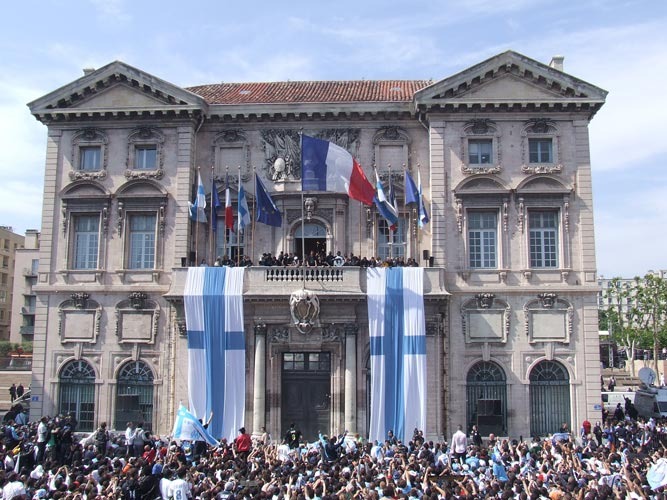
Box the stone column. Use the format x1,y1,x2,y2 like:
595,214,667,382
252,324,267,435
344,323,358,434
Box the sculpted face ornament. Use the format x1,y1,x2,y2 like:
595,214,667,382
290,289,320,334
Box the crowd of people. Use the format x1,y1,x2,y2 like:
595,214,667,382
3,410,667,499
258,250,419,269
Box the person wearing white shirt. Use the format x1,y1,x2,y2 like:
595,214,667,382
125,422,136,457
451,425,468,464
2,473,26,500
168,468,192,499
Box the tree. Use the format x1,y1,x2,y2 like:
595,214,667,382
603,274,667,379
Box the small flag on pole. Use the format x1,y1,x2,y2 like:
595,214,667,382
417,169,429,228
211,178,221,232
238,171,251,231
255,174,282,227
374,171,398,230
225,173,234,232
189,172,207,223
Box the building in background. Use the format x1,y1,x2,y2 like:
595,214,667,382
9,230,40,344
26,51,606,438
0,227,25,341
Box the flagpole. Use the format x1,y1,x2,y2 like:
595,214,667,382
299,130,306,289
251,167,256,263
223,165,228,261
388,164,393,261
237,165,242,267
210,165,215,264
195,166,200,266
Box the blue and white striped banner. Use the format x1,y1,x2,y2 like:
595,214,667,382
184,267,245,442
367,267,426,443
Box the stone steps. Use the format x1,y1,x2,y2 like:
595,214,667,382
0,370,32,411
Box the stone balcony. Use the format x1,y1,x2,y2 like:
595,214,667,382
165,266,448,299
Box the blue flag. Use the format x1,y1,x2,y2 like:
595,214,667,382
255,174,282,227
404,170,419,206
211,178,222,232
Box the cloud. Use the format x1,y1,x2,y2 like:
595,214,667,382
89,0,132,23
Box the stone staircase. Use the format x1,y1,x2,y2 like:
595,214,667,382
0,371,32,411
601,368,641,391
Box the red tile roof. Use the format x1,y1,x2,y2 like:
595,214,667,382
186,80,432,105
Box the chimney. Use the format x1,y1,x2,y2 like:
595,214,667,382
83,68,96,76
549,56,564,72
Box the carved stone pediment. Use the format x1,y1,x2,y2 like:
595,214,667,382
461,296,510,343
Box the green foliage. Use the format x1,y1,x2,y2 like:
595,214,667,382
603,273,667,360
0,341,33,357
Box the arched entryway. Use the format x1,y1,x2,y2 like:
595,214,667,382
59,360,96,432
115,360,155,431
294,222,327,261
529,360,571,437
466,361,507,436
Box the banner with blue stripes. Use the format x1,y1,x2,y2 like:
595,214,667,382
367,267,426,443
184,267,245,442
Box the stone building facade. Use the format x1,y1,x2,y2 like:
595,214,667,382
27,51,606,439
0,226,25,341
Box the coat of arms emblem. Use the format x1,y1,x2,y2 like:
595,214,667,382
289,289,320,334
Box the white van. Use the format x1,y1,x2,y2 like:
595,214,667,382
601,391,635,412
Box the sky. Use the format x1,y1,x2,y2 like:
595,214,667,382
0,0,665,278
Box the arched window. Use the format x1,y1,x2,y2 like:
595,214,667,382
59,360,96,432
529,360,570,437
465,361,507,436
115,360,155,431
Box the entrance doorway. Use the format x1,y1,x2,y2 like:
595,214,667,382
295,222,327,261
281,352,331,441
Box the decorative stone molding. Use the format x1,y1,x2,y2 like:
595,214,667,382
125,127,165,179
460,119,502,175
254,323,267,336
269,326,289,343
290,289,320,334
523,295,574,343
286,208,334,226
461,296,510,343
115,293,160,344
304,197,318,220
124,169,164,180
262,129,300,181
58,294,102,344
455,198,463,233
322,325,342,342
71,292,90,309
502,200,509,232
475,293,495,309
517,197,525,233
521,164,563,175
481,342,491,362
372,126,410,170
70,128,108,180
212,130,250,181
343,323,358,336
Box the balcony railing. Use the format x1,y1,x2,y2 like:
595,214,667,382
165,265,448,299
22,268,37,278
20,307,35,315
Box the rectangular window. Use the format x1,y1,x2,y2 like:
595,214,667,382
468,139,493,164
2,256,7,268
31,259,39,274
529,210,559,268
72,214,99,269
529,138,553,163
0,290,5,303
468,211,497,268
134,146,157,170
0,274,6,285
128,213,156,269
3,239,8,250
378,217,407,261
79,146,102,171
216,219,246,261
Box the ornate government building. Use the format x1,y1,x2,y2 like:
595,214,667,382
27,51,606,440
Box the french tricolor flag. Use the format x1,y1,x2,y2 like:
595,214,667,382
225,174,234,231
301,135,376,205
